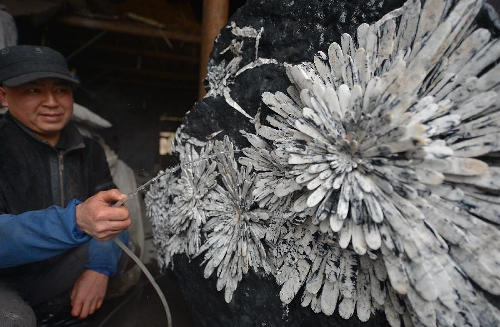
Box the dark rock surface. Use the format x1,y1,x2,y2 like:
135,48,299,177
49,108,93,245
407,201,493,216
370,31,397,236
171,0,500,326
173,255,389,327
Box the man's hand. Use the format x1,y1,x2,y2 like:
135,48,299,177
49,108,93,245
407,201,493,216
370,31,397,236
75,189,131,241
70,269,109,319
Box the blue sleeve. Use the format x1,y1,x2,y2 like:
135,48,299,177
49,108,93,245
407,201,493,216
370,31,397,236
86,230,129,277
0,199,91,269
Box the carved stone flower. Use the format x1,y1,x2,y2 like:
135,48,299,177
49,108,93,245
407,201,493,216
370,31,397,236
271,220,405,323
238,128,302,242
241,0,500,325
169,140,218,257
144,167,178,269
145,133,218,268
198,136,273,303
145,0,500,325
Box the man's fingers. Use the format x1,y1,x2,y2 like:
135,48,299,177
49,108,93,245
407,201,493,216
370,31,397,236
71,300,83,318
79,300,91,319
92,220,132,241
99,206,131,221
97,189,128,205
96,298,104,310
88,299,98,316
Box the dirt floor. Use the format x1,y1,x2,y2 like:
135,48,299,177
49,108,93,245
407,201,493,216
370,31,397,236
86,262,195,327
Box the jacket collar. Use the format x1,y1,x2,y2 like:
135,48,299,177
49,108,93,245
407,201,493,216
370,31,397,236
5,111,85,152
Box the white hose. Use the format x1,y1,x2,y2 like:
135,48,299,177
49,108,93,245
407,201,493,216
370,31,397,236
113,237,172,327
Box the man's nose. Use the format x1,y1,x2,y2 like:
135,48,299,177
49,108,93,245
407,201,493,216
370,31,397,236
42,91,58,106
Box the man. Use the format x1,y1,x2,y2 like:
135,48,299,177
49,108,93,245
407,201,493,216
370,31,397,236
0,45,132,326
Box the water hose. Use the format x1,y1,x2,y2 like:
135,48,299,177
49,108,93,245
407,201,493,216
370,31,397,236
113,237,172,327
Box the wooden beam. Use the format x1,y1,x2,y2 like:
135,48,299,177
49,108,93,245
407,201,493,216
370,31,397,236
116,78,198,92
65,41,200,63
57,15,201,43
198,0,229,99
77,62,199,81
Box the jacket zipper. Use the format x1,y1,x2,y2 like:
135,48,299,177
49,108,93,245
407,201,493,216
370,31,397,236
58,153,65,206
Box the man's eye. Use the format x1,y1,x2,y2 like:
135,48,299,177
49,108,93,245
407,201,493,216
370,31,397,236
56,87,71,93
28,88,39,93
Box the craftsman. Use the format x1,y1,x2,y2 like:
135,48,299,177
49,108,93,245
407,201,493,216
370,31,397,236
0,45,132,326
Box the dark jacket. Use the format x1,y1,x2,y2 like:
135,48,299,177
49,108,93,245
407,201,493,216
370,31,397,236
0,112,126,276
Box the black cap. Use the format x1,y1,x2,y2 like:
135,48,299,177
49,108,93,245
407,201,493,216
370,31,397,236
0,45,79,87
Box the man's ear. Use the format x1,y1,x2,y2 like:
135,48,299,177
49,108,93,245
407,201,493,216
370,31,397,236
0,87,8,107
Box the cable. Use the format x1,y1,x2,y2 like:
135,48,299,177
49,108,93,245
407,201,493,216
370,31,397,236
113,237,172,327
96,273,165,327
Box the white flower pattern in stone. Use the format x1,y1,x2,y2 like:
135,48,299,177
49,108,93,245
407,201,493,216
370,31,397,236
146,0,500,325
144,167,178,269
198,136,272,303
241,0,500,325
145,133,218,267
170,141,218,257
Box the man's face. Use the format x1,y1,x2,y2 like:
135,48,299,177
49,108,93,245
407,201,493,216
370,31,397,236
0,77,74,146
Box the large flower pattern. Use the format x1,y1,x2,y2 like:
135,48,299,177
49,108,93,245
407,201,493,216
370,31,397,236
198,136,272,303
146,0,500,326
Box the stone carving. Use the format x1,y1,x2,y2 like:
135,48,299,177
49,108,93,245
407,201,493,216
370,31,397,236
146,0,500,326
